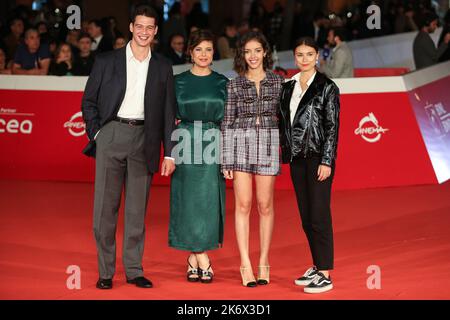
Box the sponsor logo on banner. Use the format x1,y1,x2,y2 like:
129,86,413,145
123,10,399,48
64,111,86,137
0,107,34,134
354,113,389,143
424,102,450,137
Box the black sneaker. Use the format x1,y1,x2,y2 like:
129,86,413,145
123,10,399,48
304,272,333,294
294,266,318,286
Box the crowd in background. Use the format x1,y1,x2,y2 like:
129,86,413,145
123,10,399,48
0,0,449,76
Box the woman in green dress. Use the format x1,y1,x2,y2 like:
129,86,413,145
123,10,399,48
169,30,228,283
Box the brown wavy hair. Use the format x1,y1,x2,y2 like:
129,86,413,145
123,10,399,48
187,29,215,53
233,31,273,75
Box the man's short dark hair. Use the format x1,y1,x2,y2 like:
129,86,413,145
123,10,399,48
9,17,24,27
169,33,185,43
88,19,102,28
419,11,439,29
24,28,39,40
224,18,236,28
329,27,346,41
78,32,92,42
131,4,159,25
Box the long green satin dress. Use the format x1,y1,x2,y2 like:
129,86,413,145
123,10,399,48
169,70,228,251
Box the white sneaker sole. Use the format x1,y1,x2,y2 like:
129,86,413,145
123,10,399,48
304,284,333,294
294,279,315,286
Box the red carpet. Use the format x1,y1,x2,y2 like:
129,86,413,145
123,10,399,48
0,180,449,300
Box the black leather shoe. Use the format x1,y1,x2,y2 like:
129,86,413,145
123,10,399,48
126,276,153,288
96,278,113,289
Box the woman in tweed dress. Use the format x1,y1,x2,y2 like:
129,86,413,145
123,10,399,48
221,31,283,287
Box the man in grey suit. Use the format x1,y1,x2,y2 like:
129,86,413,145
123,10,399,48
413,12,450,70
81,4,176,289
320,27,354,78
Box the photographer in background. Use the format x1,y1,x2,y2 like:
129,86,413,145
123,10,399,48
413,12,450,69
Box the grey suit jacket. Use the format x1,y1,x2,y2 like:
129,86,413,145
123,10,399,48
413,31,448,70
321,42,354,78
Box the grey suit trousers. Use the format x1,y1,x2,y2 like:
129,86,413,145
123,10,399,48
93,120,152,279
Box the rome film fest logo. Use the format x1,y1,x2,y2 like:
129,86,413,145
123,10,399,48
354,113,389,143
64,111,86,137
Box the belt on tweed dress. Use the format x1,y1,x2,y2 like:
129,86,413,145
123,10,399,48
238,112,277,118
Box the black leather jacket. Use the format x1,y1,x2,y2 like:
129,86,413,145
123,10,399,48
279,71,340,166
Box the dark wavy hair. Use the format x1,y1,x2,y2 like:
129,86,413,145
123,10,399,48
187,29,215,53
233,31,273,75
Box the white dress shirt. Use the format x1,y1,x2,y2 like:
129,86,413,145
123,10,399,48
91,35,103,51
117,42,151,119
94,42,174,161
289,71,316,124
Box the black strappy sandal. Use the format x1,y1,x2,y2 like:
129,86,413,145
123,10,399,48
187,255,199,282
199,263,214,284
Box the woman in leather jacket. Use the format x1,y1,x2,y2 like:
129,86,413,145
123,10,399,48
278,37,340,294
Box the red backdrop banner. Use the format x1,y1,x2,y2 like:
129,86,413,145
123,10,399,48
1,80,444,190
